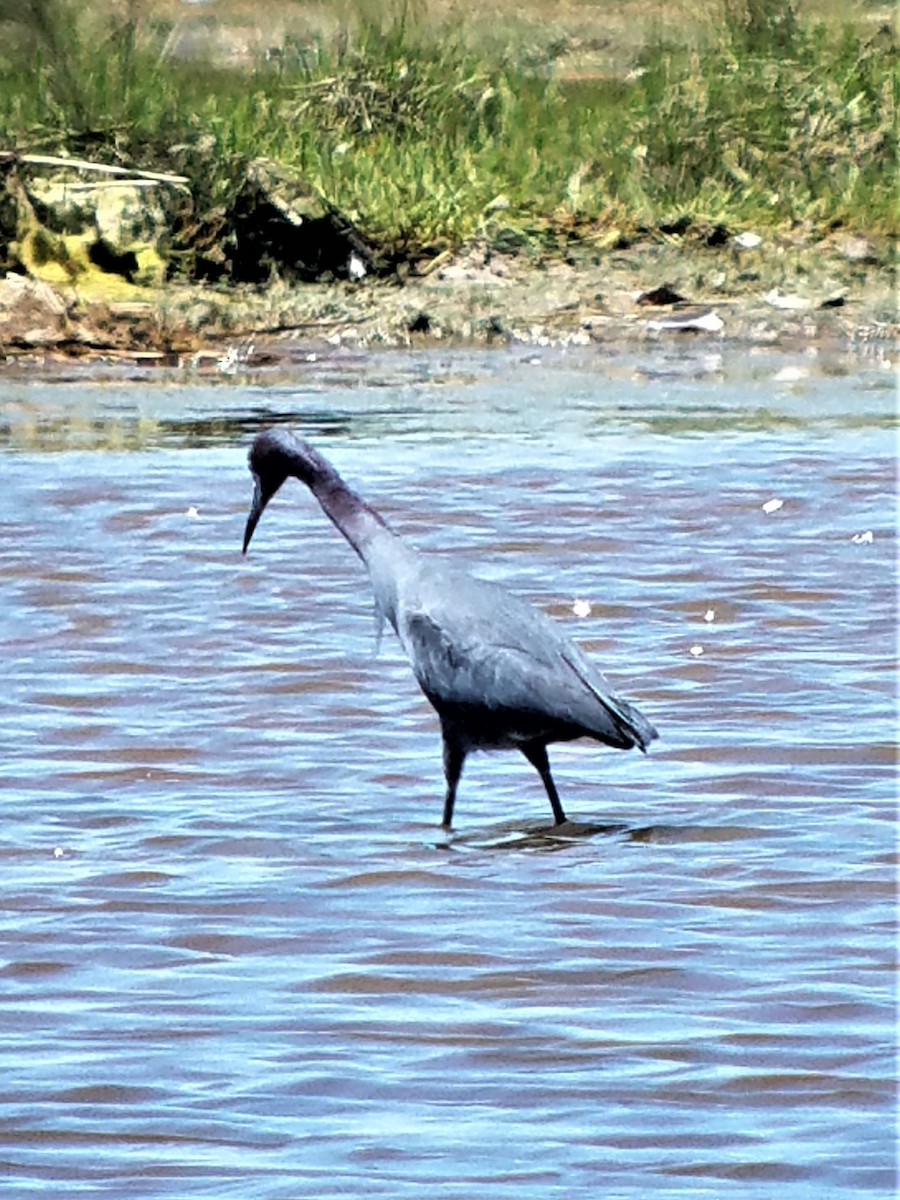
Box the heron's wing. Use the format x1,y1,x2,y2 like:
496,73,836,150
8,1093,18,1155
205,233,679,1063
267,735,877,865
398,575,656,750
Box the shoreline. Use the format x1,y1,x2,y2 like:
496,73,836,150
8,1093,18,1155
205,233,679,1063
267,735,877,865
0,235,895,367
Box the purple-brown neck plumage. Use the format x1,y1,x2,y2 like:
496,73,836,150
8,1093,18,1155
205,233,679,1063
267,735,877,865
307,471,391,562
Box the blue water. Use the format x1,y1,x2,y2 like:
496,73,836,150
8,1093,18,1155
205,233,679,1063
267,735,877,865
0,344,895,1198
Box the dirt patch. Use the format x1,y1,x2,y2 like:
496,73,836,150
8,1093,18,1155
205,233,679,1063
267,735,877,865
1,230,894,368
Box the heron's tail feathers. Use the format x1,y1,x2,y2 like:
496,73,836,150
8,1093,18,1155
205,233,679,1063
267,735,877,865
605,694,658,752
562,651,658,752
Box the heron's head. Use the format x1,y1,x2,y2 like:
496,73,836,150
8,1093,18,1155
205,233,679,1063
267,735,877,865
242,428,333,553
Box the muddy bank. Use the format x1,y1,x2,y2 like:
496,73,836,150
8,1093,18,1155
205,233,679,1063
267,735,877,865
1,236,894,368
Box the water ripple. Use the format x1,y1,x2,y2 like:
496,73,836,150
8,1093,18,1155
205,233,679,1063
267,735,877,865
0,349,894,1198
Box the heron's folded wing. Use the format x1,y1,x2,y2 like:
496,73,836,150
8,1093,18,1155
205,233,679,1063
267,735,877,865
400,601,655,750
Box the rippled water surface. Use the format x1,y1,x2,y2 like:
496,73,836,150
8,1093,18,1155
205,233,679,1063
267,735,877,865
1,345,896,1198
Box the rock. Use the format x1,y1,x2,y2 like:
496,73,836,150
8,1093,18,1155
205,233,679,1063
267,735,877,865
482,313,507,342
658,216,692,236
704,224,730,247
407,311,432,333
224,158,373,284
636,284,687,306
0,272,68,315
836,234,879,264
437,256,506,284
0,273,71,349
18,174,169,288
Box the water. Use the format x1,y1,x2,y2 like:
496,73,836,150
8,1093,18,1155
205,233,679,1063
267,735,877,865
0,345,895,1198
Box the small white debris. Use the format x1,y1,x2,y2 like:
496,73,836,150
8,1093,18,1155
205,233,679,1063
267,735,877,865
216,342,255,374
733,231,762,250
764,289,812,311
53,847,65,859
185,506,200,519
646,309,724,334
347,252,367,281
217,346,239,374
762,498,784,514
773,365,810,384
572,598,592,618
703,609,716,623
689,644,705,657
689,310,723,333
851,530,874,544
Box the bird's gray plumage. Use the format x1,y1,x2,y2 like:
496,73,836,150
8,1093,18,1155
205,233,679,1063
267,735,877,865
242,427,657,827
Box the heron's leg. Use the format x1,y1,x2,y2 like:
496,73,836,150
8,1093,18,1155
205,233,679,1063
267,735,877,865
521,742,567,825
441,733,465,829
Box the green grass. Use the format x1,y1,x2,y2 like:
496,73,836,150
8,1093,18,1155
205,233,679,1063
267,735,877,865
0,0,895,277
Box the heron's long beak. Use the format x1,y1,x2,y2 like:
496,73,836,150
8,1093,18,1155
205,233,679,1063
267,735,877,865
242,477,266,554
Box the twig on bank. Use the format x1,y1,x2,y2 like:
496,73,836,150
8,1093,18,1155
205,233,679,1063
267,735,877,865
0,151,189,187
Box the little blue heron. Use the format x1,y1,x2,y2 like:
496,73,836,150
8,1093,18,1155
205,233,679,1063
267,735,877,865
242,428,658,827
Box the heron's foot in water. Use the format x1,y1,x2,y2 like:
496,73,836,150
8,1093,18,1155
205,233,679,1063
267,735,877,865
442,816,629,851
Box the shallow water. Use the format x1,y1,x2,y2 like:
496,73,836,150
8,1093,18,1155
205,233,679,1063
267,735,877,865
0,344,896,1198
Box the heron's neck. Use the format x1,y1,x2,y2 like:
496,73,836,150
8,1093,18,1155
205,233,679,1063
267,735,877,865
309,470,408,568
308,476,389,561
306,474,415,634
